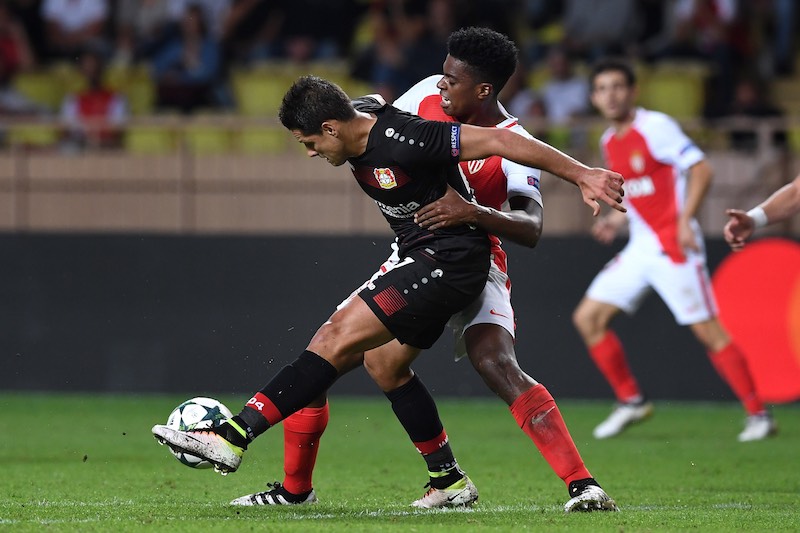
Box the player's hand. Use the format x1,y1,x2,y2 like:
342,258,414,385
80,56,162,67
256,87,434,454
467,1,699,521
723,209,755,252
577,168,626,216
415,185,478,230
678,218,700,253
591,216,619,244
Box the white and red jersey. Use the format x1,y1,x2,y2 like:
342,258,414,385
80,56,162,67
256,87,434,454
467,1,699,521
393,75,543,273
600,107,705,263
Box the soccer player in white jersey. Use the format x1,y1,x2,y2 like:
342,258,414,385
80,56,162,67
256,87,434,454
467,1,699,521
230,27,618,512
572,58,777,442
724,174,800,250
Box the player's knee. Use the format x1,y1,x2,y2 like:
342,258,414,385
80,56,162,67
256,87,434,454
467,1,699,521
364,357,411,391
572,305,592,336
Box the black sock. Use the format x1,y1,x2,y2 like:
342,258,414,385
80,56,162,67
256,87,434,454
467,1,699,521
385,374,462,485
236,350,338,441
568,477,600,496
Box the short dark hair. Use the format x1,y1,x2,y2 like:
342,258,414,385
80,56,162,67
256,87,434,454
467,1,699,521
279,76,356,135
590,58,637,88
447,27,518,93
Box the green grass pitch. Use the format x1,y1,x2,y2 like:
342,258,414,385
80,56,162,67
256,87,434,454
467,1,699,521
1,393,798,531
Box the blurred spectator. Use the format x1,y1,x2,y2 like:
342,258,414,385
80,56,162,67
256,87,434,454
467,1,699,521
166,0,231,40
41,0,109,61
647,0,747,116
352,0,449,102
218,0,275,65
244,0,363,64
534,45,589,125
723,76,785,152
521,0,565,64
59,49,127,149
0,1,34,75
151,4,221,113
769,0,795,76
499,62,542,120
113,0,173,65
561,0,639,60
8,0,46,63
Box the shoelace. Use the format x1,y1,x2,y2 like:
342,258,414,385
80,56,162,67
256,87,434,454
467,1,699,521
264,481,284,494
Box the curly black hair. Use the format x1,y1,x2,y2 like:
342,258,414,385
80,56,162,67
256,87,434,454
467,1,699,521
447,27,518,93
279,76,356,135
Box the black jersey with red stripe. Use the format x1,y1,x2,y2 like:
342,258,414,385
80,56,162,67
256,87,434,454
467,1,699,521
349,97,489,261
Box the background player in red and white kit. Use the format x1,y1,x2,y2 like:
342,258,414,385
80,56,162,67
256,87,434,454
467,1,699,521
572,58,777,442
724,174,800,250
230,28,617,512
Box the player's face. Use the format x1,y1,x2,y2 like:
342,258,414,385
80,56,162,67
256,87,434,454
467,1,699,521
591,70,636,122
436,55,483,119
292,126,347,166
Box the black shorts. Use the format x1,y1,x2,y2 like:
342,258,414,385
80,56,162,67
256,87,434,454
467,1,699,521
358,247,489,349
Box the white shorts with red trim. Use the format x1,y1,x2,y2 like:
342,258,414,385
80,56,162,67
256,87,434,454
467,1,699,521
447,261,515,361
586,246,717,325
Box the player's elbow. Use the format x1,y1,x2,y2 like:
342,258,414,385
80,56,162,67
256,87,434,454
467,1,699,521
518,218,543,248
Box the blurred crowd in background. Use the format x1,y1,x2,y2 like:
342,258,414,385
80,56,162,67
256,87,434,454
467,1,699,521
0,0,796,152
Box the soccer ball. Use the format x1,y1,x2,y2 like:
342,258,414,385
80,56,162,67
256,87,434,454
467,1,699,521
165,396,233,469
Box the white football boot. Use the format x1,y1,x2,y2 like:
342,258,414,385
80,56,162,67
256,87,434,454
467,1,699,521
411,476,479,508
564,482,619,512
593,401,654,439
230,482,317,506
737,413,777,442
152,424,243,474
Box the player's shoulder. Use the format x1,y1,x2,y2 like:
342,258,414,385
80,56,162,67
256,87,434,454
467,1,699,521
353,94,388,114
633,107,682,133
403,75,441,98
505,121,534,140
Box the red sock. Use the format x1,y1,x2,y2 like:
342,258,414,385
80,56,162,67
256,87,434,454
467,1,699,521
708,343,763,415
282,403,330,494
588,330,641,402
510,384,592,487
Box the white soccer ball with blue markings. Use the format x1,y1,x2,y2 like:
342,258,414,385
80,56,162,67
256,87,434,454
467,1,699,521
166,397,233,469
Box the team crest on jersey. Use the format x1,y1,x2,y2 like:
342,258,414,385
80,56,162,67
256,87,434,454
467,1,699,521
374,168,398,189
630,151,645,174
466,159,486,174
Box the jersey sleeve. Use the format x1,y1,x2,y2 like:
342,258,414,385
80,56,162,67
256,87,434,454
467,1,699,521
392,115,462,165
392,75,440,115
501,126,543,206
644,112,705,170
501,159,543,207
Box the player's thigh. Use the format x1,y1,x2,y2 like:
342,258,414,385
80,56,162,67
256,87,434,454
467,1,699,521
449,263,514,361
363,340,422,391
307,295,395,369
648,255,718,326
585,252,651,316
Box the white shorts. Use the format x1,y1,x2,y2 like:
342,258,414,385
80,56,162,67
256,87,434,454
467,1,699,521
586,247,718,325
448,261,515,361
339,244,515,360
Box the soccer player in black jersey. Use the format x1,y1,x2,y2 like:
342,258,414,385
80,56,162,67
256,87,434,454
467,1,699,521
234,27,619,512
152,74,625,506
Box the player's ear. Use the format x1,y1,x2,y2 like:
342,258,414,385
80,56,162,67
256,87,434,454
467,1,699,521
321,121,337,137
477,82,493,100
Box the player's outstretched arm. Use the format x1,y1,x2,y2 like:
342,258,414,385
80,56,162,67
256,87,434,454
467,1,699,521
415,185,543,247
724,175,800,251
459,125,625,216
